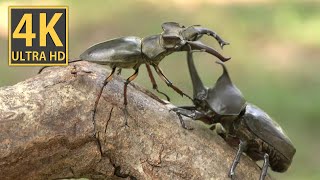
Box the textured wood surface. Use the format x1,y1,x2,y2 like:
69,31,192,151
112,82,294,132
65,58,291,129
0,61,271,180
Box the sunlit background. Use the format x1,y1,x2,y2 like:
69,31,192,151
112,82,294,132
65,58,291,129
1,0,319,179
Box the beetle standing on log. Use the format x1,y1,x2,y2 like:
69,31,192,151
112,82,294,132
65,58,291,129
39,22,230,130
171,52,296,180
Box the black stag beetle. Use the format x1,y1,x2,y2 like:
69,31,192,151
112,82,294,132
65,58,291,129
39,22,230,129
171,52,296,180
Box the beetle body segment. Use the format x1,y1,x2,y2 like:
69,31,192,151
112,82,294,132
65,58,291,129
206,61,246,116
141,35,172,65
80,36,144,69
242,103,296,171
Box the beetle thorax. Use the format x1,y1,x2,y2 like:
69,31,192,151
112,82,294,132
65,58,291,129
141,35,173,65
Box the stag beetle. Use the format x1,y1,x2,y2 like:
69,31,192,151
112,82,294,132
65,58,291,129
171,52,296,180
39,22,230,129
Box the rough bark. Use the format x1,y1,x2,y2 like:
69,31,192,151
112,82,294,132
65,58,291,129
0,61,271,180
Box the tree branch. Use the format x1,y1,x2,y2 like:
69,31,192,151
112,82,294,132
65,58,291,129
0,61,271,180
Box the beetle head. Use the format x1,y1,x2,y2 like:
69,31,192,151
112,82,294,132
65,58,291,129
161,22,186,49
160,22,231,62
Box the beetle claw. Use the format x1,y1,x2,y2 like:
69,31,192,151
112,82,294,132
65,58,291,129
228,172,235,179
123,106,130,128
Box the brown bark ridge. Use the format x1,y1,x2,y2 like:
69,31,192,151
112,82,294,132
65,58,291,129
0,61,271,180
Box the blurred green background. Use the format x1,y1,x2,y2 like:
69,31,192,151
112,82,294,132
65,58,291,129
0,0,319,179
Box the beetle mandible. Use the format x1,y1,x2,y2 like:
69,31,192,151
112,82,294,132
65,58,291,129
171,51,296,180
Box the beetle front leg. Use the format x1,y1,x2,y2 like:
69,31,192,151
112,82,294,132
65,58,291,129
175,113,193,130
145,64,170,101
171,106,209,120
123,68,139,126
229,140,248,179
171,106,197,129
171,106,213,129
259,153,270,180
153,65,192,100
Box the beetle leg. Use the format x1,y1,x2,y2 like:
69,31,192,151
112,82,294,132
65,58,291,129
170,106,199,130
171,106,212,128
173,107,209,119
229,140,248,179
93,67,116,135
174,105,197,110
145,64,170,101
171,106,200,119
123,68,139,126
117,68,122,75
153,65,192,101
259,153,270,180
176,113,194,130
187,41,231,62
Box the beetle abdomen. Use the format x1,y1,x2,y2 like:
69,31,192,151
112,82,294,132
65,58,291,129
243,104,296,162
246,138,292,172
80,36,144,69
262,142,292,172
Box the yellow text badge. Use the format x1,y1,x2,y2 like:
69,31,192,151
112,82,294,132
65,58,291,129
9,6,68,66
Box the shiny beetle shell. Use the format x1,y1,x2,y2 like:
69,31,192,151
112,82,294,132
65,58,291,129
243,103,296,162
206,61,246,116
80,36,143,69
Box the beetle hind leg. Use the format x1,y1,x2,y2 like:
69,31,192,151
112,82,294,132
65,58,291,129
92,67,116,136
229,140,248,179
123,68,139,126
259,153,270,180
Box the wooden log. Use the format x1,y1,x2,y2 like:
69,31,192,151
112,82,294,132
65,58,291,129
0,61,271,180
